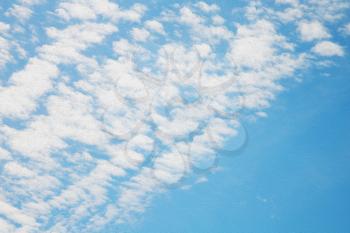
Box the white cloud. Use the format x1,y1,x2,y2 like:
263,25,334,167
227,20,283,69
254,0,349,23
3,118,65,159
6,5,33,21
307,0,350,22
131,27,150,41
194,43,212,58
45,23,117,48
56,0,146,22
38,22,117,66
153,152,187,184
195,2,220,13
179,6,203,25
0,22,10,34
56,2,97,20
4,162,36,178
275,0,299,6
0,218,15,233
145,20,165,35
0,199,37,227
113,39,147,57
20,0,46,6
340,23,350,35
124,3,147,22
0,147,11,160
0,58,58,119
297,20,330,41
195,176,208,184
0,36,12,69
212,15,225,25
276,7,303,22
312,41,344,56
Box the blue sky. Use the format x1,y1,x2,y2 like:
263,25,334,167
0,0,349,232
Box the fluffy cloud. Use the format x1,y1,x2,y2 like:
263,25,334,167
195,2,220,13
56,0,146,22
6,5,33,21
4,162,36,177
0,147,11,160
227,20,289,70
212,15,225,25
179,6,203,25
131,27,150,41
0,199,37,228
312,41,344,56
145,20,166,35
341,23,350,35
0,58,58,119
297,20,330,41
0,36,12,69
0,22,10,33
20,0,46,5
275,0,299,5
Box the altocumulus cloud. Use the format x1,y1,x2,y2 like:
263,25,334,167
0,0,349,232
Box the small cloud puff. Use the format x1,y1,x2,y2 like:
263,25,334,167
5,5,33,21
297,20,330,41
0,22,10,33
145,20,166,35
195,2,220,13
312,41,344,56
131,27,150,42
275,0,299,6
340,23,350,35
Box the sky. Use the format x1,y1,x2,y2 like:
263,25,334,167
0,0,349,233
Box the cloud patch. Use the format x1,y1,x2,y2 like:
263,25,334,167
312,41,344,56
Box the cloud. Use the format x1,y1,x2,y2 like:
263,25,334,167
56,0,147,22
0,58,59,119
0,199,37,228
195,2,220,13
145,20,166,35
0,147,11,160
227,20,290,70
0,22,10,33
6,5,33,21
0,218,15,233
275,0,299,5
179,6,203,25
56,2,97,20
20,0,46,6
312,41,344,56
212,15,225,25
276,8,303,22
4,162,36,178
340,22,350,35
0,36,12,69
297,20,331,41
0,22,28,69
307,0,349,22
131,27,150,41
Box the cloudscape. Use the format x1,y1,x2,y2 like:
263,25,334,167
0,0,349,232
